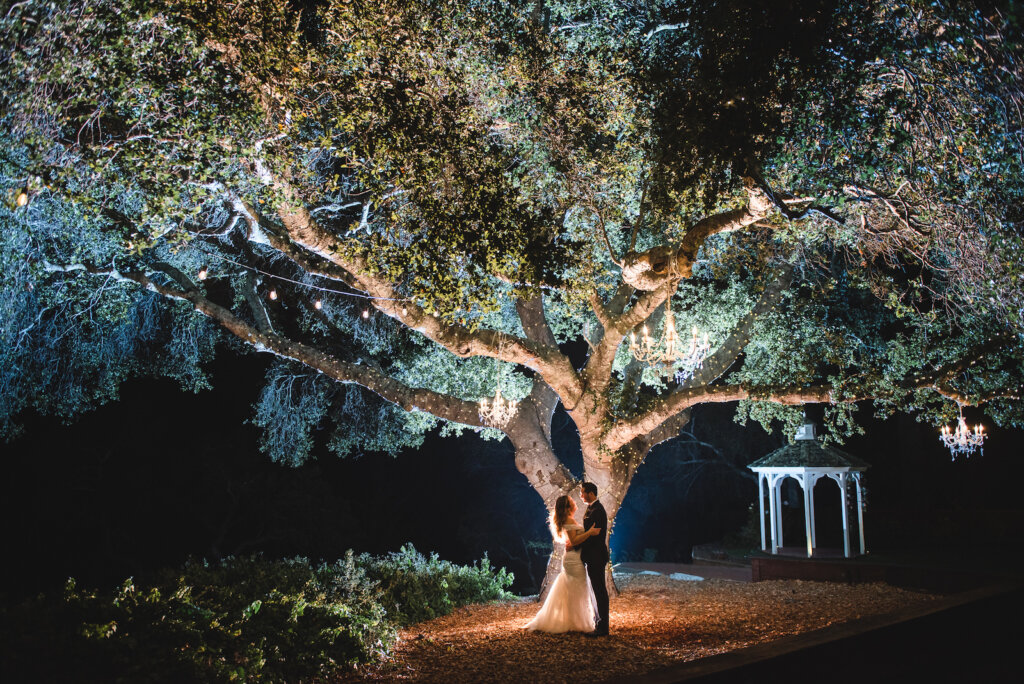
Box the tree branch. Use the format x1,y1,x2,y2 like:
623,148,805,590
644,408,692,451
44,261,493,429
516,294,558,347
603,364,1013,451
582,282,676,398
241,271,274,334
678,262,794,390
645,22,688,40
620,179,771,290
264,192,584,402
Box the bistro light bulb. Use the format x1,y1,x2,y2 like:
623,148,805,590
269,289,278,300
362,309,369,319
314,299,322,310
197,266,208,280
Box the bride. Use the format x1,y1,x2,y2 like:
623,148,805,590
524,495,601,633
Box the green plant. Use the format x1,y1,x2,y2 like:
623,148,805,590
1,554,396,683
358,544,514,626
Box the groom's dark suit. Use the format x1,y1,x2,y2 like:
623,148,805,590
581,499,610,634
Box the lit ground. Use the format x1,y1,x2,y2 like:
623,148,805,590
338,573,939,683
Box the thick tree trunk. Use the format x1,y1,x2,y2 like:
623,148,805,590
505,384,575,600
580,449,635,599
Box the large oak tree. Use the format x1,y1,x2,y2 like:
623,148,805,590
2,0,1022,590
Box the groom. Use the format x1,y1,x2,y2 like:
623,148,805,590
579,482,609,636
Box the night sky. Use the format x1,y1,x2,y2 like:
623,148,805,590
3,347,1022,599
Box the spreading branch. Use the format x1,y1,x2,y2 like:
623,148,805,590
43,261,492,430
265,192,585,403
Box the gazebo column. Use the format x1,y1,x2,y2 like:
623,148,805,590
774,476,785,550
800,473,813,558
854,472,866,555
767,474,779,554
758,473,767,552
837,472,851,558
807,475,817,550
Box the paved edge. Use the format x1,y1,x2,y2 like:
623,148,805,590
599,581,1021,684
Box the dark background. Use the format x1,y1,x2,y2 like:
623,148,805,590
3,349,1022,599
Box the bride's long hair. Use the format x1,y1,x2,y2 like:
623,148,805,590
550,495,572,542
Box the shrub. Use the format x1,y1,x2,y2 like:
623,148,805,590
0,548,512,682
358,544,514,626
1,553,395,683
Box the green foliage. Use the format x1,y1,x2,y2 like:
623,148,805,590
357,544,515,626
1,0,1022,454
1,554,393,682
0,549,514,683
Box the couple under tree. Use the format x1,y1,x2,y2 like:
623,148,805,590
525,483,610,637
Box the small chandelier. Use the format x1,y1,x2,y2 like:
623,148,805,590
939,407,985,459
478,353,518,428
629,303,711,379
478,386,518,428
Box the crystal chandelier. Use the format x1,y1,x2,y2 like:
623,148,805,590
629,303,711,379
939,407,985,459
478,353,518,428
478,386,518,428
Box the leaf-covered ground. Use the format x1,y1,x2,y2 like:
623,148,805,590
339,574,939,682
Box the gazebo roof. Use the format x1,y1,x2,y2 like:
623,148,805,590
748,424,870,470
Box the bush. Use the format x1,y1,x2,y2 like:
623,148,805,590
1,553,395,683
0,548,513,683
358,544,515,626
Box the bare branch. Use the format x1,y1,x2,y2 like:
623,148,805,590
44,261,492,429
241,271,274,334
621,179,772,291
645,22,687,40
516,295,558,347
266,194,583,399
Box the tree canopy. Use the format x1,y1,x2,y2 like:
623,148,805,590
2,0,1022,506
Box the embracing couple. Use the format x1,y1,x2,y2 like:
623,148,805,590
524,482,610,637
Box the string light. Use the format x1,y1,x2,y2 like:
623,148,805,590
362,309,369,319
314,299,322,310
197,266,208,281
188,245,413,308
269,289,278,300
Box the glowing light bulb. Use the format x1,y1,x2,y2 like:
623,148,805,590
314,299,322,310
269,289,277,300
16,191,28,207
197,266,208,280
362,309,369,319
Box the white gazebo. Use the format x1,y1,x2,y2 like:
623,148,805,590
748,422,870,558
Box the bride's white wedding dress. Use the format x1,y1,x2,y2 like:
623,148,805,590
524,523,599,633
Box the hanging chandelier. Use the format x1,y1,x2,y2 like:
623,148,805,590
478,351,518,428
939,407,985,459
478,386,518,428
629,303,711,379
